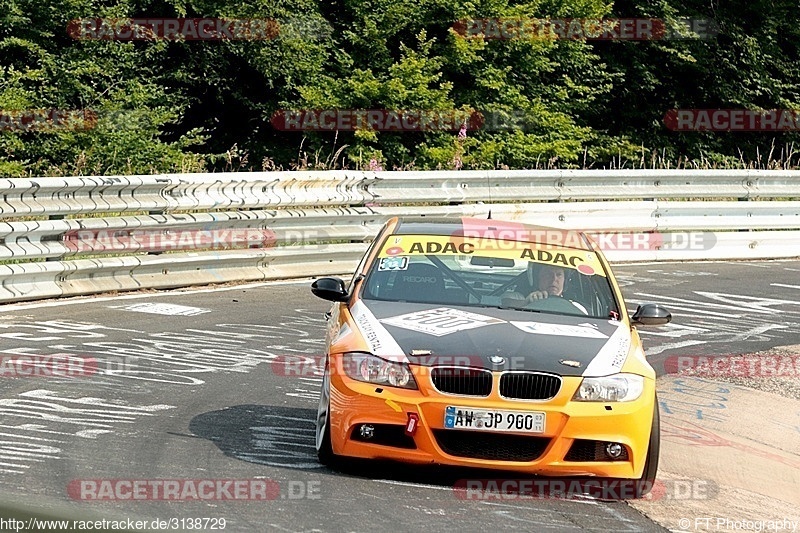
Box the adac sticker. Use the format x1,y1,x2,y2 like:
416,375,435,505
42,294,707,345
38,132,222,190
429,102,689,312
378,256,409,271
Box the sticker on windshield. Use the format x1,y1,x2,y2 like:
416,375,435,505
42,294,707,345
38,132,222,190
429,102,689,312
510,321,609,339
377,235,607,277
381,308,506,337
378,256,409,271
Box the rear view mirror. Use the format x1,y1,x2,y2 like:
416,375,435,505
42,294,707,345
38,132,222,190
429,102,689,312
631,303,672,326
470,256,516,268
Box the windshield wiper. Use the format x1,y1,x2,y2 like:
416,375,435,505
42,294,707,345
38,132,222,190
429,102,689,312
473,303,544,313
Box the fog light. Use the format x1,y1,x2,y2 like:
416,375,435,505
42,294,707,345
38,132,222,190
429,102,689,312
359,424,375,439
605,443,623,459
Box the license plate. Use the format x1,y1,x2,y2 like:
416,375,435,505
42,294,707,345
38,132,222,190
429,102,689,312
444,406,545,433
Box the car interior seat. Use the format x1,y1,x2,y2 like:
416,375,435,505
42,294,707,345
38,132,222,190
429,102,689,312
383,263,448,303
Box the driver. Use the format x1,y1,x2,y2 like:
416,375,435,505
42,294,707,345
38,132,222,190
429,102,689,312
502,263,588,313
527,263,566,300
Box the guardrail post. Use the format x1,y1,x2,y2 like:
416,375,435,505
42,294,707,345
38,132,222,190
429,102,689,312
148,210,165,254
46,214,66,262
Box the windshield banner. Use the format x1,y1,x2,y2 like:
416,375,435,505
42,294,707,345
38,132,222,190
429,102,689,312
378,235,606,277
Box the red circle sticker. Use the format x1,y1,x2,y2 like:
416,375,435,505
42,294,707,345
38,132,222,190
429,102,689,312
386,247,404,256
577,264,595,276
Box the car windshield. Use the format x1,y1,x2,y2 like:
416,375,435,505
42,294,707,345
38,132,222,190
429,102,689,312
361,233,621,319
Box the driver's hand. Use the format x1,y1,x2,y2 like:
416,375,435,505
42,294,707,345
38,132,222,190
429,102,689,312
526,291,549,301
501,291,526,307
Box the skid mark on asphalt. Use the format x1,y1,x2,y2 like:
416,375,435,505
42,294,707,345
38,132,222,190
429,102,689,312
0,390,174,474
478,501,645,531
108,302,212,316
633,290,800,356
0,279,309,311
0,309,327,477
286,377,323,401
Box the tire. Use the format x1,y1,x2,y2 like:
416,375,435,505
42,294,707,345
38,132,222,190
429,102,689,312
635,395,661,497
315,360,339,466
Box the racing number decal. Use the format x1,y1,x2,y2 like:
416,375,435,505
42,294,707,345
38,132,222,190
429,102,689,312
411,309,473,327
380,308,505,337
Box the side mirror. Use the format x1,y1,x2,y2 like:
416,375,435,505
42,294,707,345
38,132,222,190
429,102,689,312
631,303,671,326
311,277,349,302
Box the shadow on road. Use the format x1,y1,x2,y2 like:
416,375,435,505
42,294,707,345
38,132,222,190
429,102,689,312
189,404,648,500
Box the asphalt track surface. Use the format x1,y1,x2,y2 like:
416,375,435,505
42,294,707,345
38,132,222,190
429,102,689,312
0,260,798,532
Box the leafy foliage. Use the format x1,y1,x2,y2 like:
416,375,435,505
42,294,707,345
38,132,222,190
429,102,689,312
1,0,799,175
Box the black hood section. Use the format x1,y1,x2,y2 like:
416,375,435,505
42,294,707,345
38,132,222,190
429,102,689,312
361,300,625,376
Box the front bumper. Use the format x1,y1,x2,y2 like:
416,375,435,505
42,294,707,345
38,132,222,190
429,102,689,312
328,367,656,478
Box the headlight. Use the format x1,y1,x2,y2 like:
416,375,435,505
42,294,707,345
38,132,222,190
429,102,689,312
572,373,644,402
342,352,417,389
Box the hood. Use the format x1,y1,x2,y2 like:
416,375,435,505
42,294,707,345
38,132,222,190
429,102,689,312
349,299,632,377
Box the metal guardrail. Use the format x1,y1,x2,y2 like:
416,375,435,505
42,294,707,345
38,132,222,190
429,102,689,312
2,169,800,218
0,170,799,304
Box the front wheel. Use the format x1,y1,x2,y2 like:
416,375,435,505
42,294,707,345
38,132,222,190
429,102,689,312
315,359,338,466
635,396,660,497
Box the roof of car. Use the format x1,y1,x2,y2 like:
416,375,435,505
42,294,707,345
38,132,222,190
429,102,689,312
392,217,595,251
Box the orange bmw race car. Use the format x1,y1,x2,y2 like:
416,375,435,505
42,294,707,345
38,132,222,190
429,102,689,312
310,217,671,497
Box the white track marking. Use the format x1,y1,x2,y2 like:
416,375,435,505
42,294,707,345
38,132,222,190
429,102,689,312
0,279,313,311
772,283,800,290
645,340,707,356
373,479,454,491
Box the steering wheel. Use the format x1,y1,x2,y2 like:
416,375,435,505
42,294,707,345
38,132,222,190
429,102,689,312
524,295,586,314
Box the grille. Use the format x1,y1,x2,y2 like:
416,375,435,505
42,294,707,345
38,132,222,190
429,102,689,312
564,439,629,462
499,372,561,400
350,424,417,449
430,367,492,396
433,430,550,461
